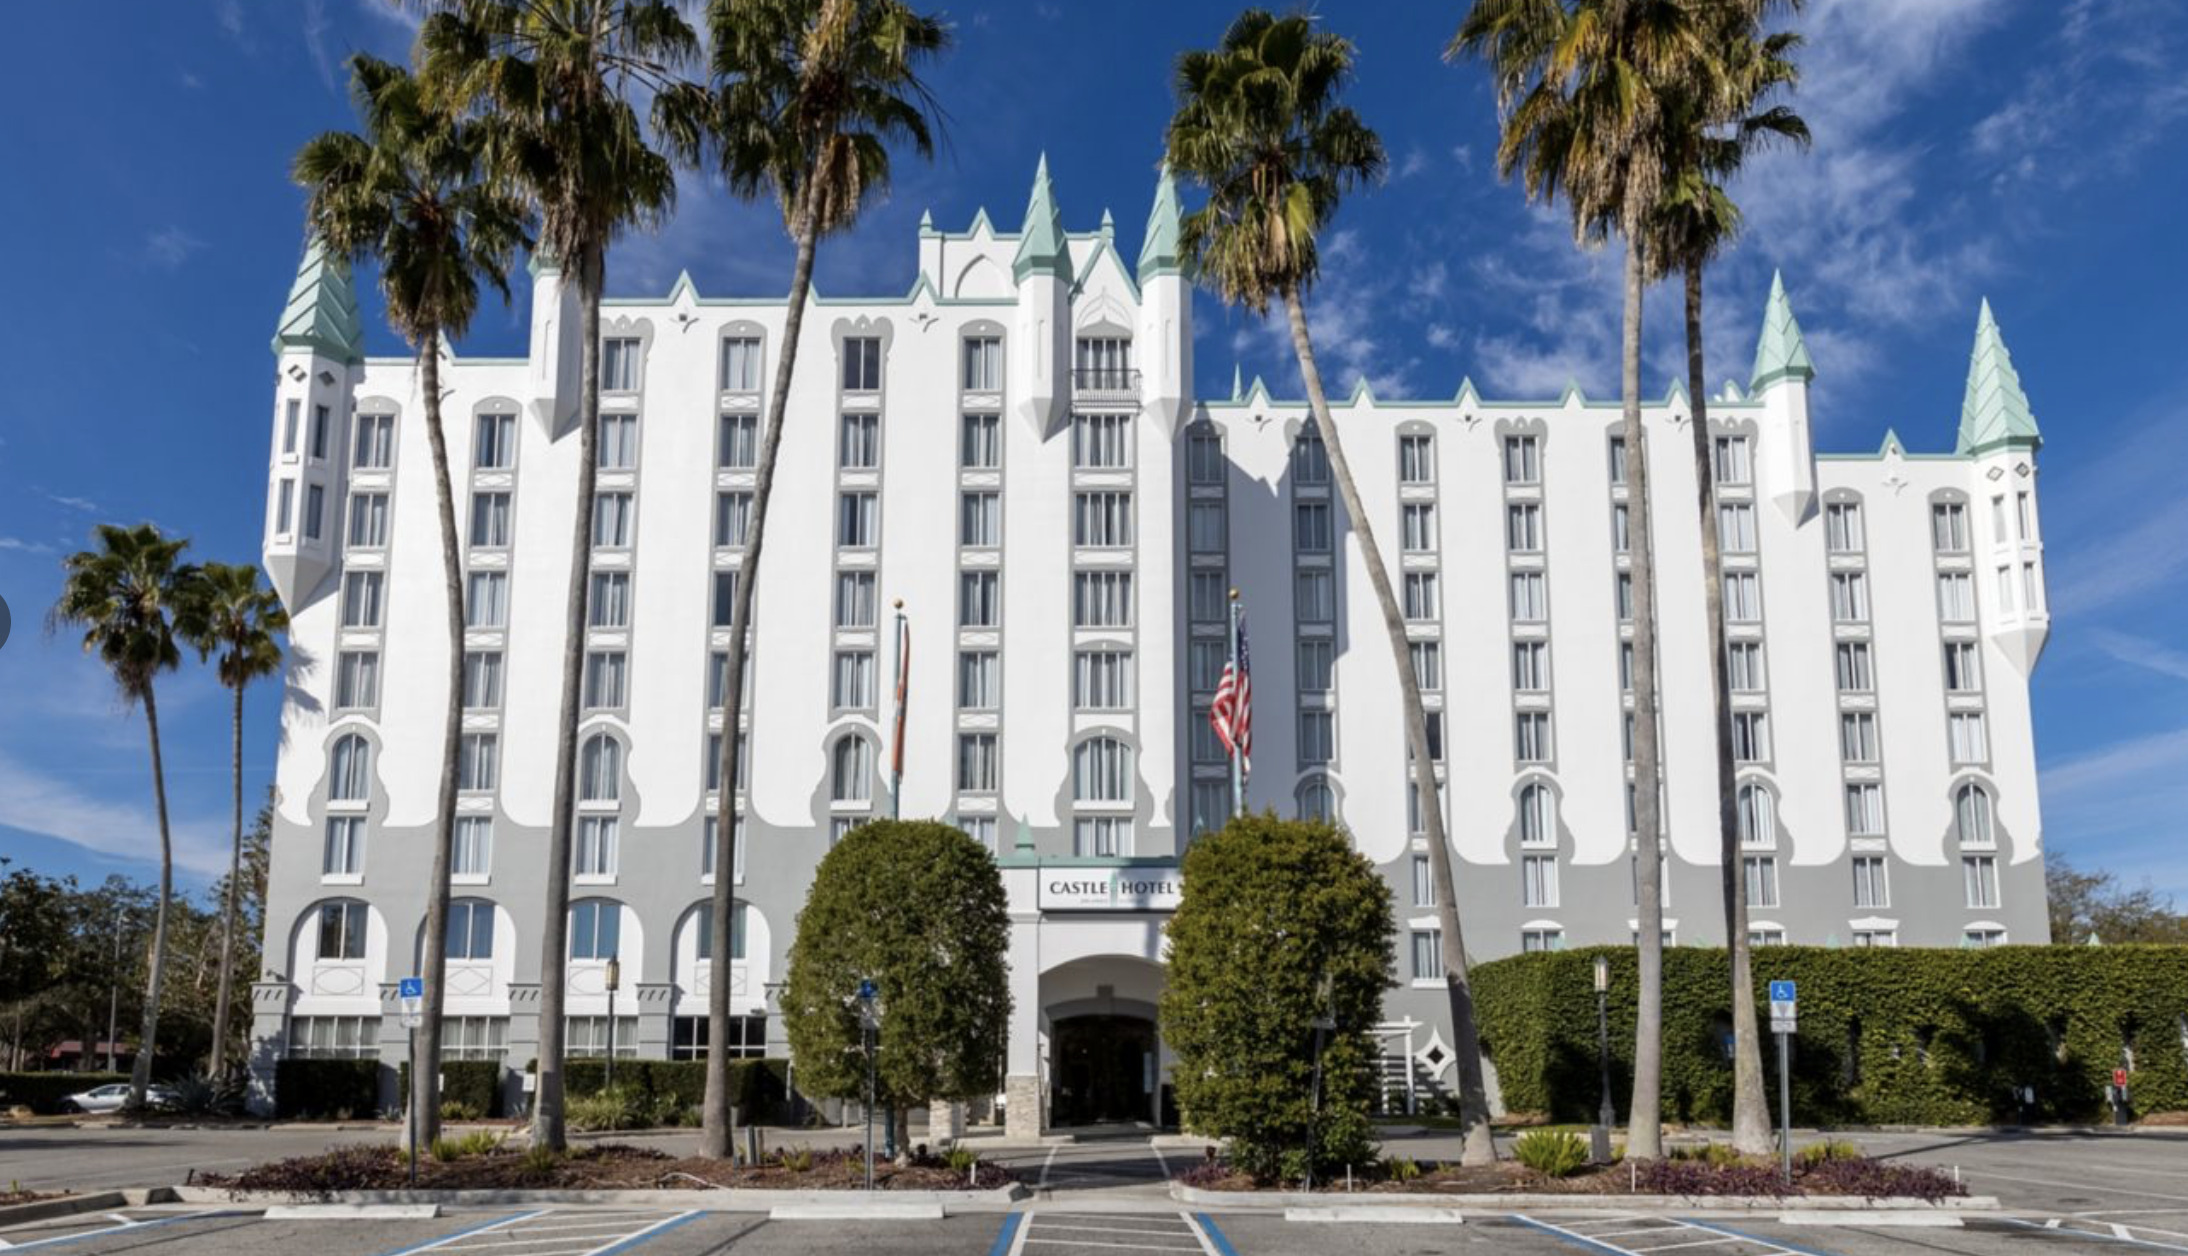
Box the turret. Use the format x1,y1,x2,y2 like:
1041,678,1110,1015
1958,299,2048,671
1748,270,1819,525
263,234,364,609
1136,164,1191,434
527,248,583,437
1011,155,1073,438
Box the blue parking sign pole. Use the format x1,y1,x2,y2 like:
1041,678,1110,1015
1768,980,1796,1183
400,977,423,1184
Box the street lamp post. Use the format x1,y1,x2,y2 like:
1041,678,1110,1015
857,979,880,1191
1593,955,1614,1163
604,956,622,1090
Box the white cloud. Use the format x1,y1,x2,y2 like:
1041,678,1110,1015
302,0,337,91
44,491,99,513
215,0,244,40
1396,146,1429,181
143,227,207,270
0,751,232,878
1969,0,2188,195
0,537,55,555
2041,726,2188,897
2086,630,2188,685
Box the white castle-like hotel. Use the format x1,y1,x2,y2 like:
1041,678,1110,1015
251,158,2053,1129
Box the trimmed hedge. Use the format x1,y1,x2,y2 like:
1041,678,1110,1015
274,1058,383,1119
558,1058,789,1122
0,1071,131,1114
396,1060,505,1118
1474,945,2188,1127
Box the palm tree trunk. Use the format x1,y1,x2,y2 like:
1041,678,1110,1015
535,243,606,1152
132,682,175,1110
704,175,823,1161
1689,258,1772,1153
1625,237,1668,1161
415,333,465,1151
209,680,244,1081
1282,282,1495,1166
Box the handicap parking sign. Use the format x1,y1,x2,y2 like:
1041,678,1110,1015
1768,979,1796,1004
399,976,424,999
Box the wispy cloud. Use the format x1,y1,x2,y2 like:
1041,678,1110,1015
43,491,100,513
303,0,337,91
2041,725,2188,897
1969,0,2188,197
1225,229,1422,399
2085,629,2188,685
0,751,231,878
0,537,57,555
1395,146,1429,181
144,226,208,270
215,0,245,42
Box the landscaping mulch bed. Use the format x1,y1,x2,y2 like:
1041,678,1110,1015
198,1143,1014,1197
1179,1156,1967,1200
0,1189,66,1206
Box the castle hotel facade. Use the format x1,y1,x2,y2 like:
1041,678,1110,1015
250,159,2054,1130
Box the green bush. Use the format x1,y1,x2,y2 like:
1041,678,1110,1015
1798,1138,1862,1165
275,1059,382,1119
1382,1154,1422,1182
397,1059,505,1119
1514,1129,1591,1177
1474,945,2188,1127
558,1059,788,1124
566,1087,648,1132
0,1072,131,1114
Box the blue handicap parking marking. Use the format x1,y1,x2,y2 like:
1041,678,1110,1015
1769,980,1797,1003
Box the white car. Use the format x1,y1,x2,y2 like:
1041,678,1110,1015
62,1083,177,1113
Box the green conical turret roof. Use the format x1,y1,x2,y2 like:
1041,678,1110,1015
1138,164,1182,280
1956,299,2041,455
272,235,364,362
1012,154,1073,283
1749,270,1814,393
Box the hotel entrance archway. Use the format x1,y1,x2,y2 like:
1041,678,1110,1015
1049,1013,1155,1127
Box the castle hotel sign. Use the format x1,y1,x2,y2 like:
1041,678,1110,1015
1038,866,1184,912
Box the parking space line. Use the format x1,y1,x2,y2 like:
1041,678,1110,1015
1630,1239,1745,1252
1677,1219,1843,1256
987,1214,1023,1256
1,1211,247,1252
2002,1218,2188,1255
1040,1224,1202,1238
371,1211,548,1256
1024,1240,1201,1252
1185,1214,1237,1256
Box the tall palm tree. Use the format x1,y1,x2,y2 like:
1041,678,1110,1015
1169,9,1495,1165
1452,0,1712,1160
1646,5,1807,1156
172,562,289,1083
49,524,195,1110
419,0,701,1150
680,0,948,1162
294,52,527,1147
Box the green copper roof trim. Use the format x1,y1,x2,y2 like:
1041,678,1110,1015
272,235,365,363
918,209,935,236
1955,298,2042,455
1138,165,1184,281
1012,153,1073,283
1069,235,1141,301
1749,269,1815,393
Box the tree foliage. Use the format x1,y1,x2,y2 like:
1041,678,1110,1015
2048,856,2188,946
780,820,1009,1109
1160,813,1393,1182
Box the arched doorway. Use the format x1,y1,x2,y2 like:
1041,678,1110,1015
1050,1014,1155,1127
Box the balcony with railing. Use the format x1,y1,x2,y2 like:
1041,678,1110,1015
1071,367,1141,397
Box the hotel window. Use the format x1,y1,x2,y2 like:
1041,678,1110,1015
1996,565,2016,613
592,492,634,548
453,818,492,878
715,492,752,547
282,399,300,455
341,571,384,629
1293,501,1332,552
961,492,1001,547
579,734,621,802
1732,711,1770,762
1506,502,1543,552
566,1015,639,1058
1072,413,1132,468
1190,573,1229,623
458,733,499,792
1296,640,1335,693
1073,737,1133,803
1072,650,1130,710
718,413,758,468
1411,640,1442,690
1074,816,1131,858
1190,716,1226,765
1949,712,1989,763
305,485,325,541
1411,930,1444,981
1852,856,1889,910
957,571,998,628
1712,434,1752,485
466,571,508,628
311,404,331,460
1720,503,1758,553
1073,572,1133,628
837,492,879,547
1188,501,1226,551
1840,712,1879,763
1412,856,1436,907
322,817,365,877
960,413,1000,469
839,412,880,470
290,1016,379,1059
474,412,517,468
597,413,639,469
1712,572,1755,621
1749,927,1786,948
602,337,642,391
1403,572,1439,621
840,337,882,390
329,735,373,801
1510,571,1547,621
701,814,748,881
704,732,750,794
335,650,379,709
1522,855,1559,909
1964,855,2000,909
1932,501,1969,552
958,650,1001,710
1401,503,1437,552
570,900,621,960
1825,501,1865,552
462,650,503,709
347,492,389,548
1501,434,1540,485
720,336,762,391
1420,710,1446,762
1515,711,1552,763
469,491,512,548
1616,573,1635,621
2022,561,2041,611
1955,784,1995,846
353,413,394,469
706,651,754,711
1399,434,1435,484
1522,928,1565,954
1076,491,1134,547
1074,336,1132,387
1744,856,1780,908
316,902,368,961
690,903,749,964
1297,778,1335,821
2016,491,2034,539
1409,780,1444,836
1189,782,1229,834
1612,503,1630,553
831,736,873,803
1737,782,1775,847
961,336,1002,390
671,1012,766,1063
583,651,627,710
1853,929,1896,948
837,571,878,628
711,571,743,628
1620,642,1635,692
1607,435,1628,484
1990,495,2008,539
1963,927,2006,948
1845,782,1885,836
1297,710,1335,765
1939,571,1975,621
1188,430,1226,484
446,900,494,961
1829,571,1869,622
957,816,997,854
276,481,295,535
1292,431,1330,484
1294,570,1334,622
1727,641,1764,691
958,733,1000,792
1944,641,1982,692
1835,642,1873,692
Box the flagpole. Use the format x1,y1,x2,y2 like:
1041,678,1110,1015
890,598,907,820
1227,588,1243,818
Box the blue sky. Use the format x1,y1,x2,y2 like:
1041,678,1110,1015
1,0,2184,904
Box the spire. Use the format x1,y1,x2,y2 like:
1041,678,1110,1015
1231,363,1243,401
1956,299,2041,455
272,234,364,363
1138,163,1183,281
1749,270,1814,393
1012,153,1072,283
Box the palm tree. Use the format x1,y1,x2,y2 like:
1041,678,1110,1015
49,524,195,1110
419,0,700,1150
1646,5,1807,1156
1451,0,1712,1160
1169,9,1495,1165
294,52,528,1147
172,562,288,1084
681,0,948,1162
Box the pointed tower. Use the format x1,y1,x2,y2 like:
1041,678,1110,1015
1747,270,1819,525
1012,155,1074,437
263,234,364,610
1959,299,2048,670
526,248,584,437
1136,163,1191,434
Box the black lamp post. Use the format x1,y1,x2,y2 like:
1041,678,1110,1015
604,956,622,1089
1593,954,1614,1162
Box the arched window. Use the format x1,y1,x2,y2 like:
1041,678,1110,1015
1737,783,1775,848
831,736,872,804
329,734,372,802
1517,782,1554,846
1072,737,1133,804
1956,783,1994,846
569,900,620,961
313,899,369,961
1296,777,1335,822
694,902,748,963
447,899,495,961
580,734,621,802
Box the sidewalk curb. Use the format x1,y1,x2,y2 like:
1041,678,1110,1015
0,1191,128,1227
170,1181,1025,1211
1169,1183,2001,1213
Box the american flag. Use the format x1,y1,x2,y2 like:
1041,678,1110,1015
1210,612,1252,774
